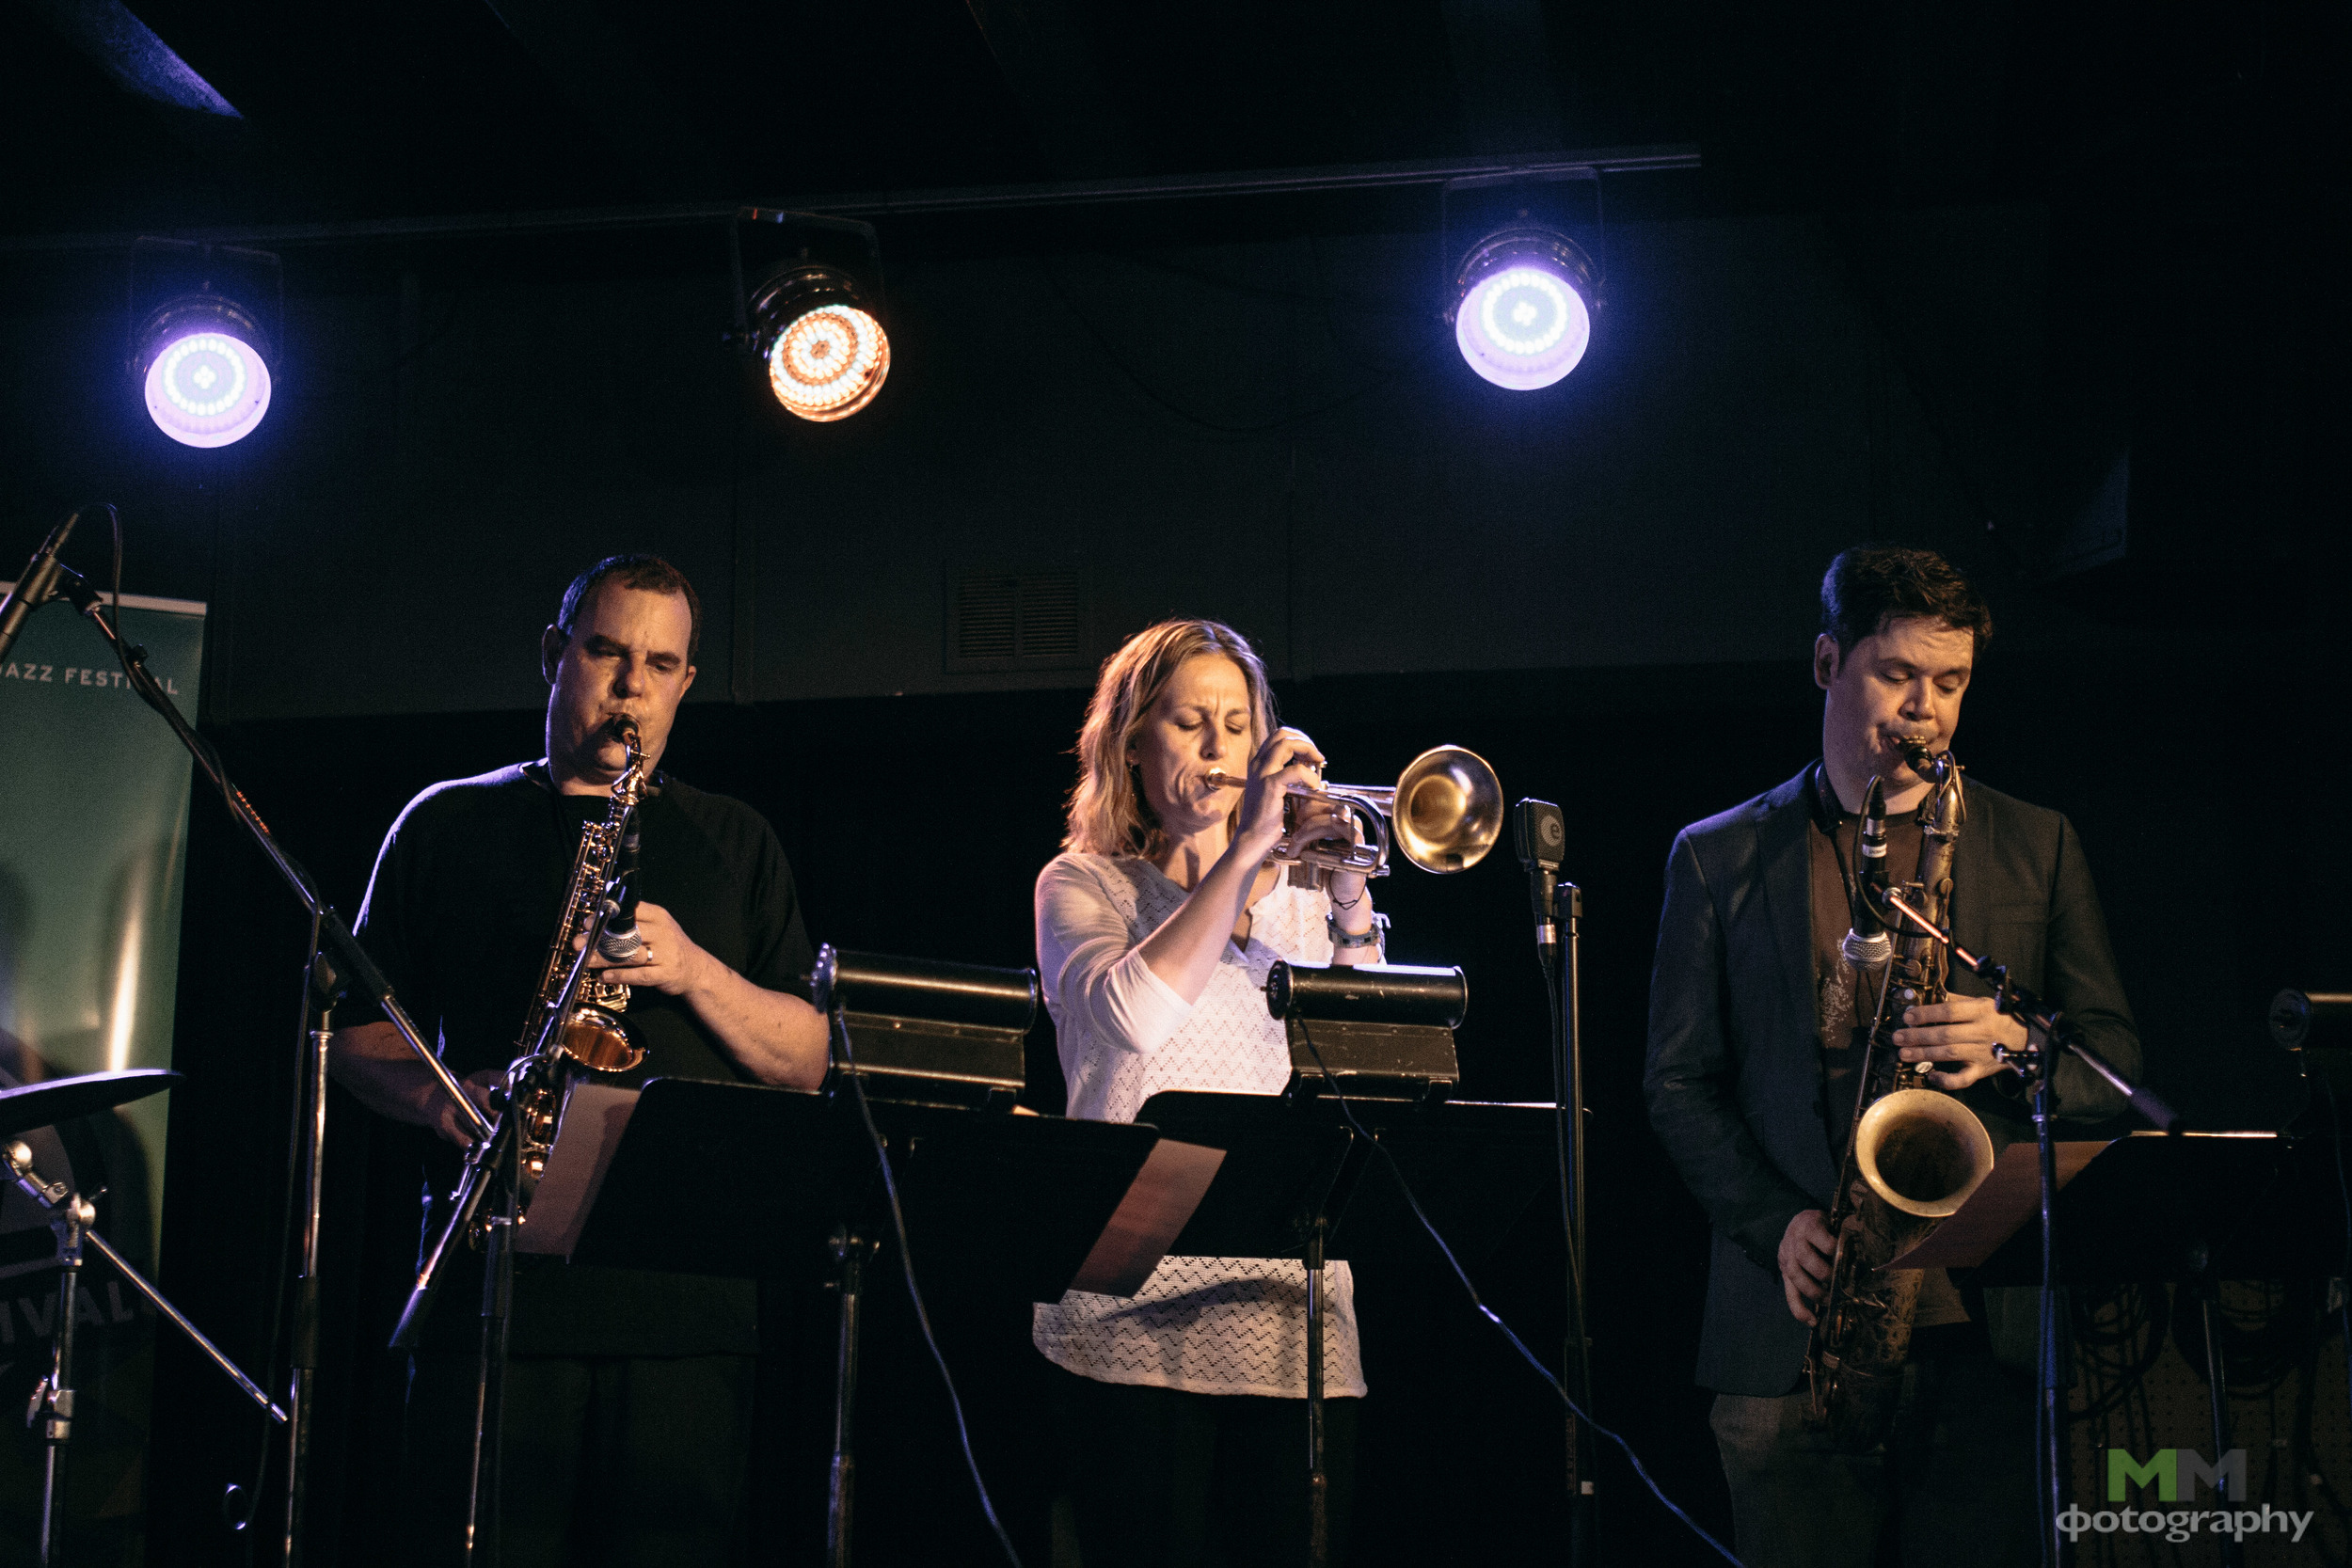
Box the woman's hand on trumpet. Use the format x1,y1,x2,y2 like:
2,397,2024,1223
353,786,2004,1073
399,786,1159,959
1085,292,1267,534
1230,726,1328,859
1224,726,1373,917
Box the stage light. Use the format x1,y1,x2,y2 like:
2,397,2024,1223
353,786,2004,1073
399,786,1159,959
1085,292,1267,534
133,293,274,448
748,263,890,422
1448,227,1597,392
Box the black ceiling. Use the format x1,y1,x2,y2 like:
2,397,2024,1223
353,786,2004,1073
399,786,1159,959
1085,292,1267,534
8,0,2336,242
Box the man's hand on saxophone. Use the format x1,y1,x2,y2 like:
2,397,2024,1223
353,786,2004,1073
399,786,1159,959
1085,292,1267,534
326,1024,502,1148
571,899,829,1089
1779,1209,1836,1327
578,898,706,996
1893,995,2027,1090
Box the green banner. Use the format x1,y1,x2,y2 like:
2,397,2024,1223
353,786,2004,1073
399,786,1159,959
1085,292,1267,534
0,585,205,1565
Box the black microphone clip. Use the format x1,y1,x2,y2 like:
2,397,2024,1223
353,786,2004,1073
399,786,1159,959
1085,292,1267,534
1841,778,1894,970
596,816,645,962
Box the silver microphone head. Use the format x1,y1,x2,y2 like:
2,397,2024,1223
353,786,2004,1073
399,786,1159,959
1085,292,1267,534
1841,928,1894,970
596,896,644,962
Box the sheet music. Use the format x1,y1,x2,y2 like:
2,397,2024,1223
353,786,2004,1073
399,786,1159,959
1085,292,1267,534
1067,1137,1226,1298
515,1083,643,1257
1887,1139,2108,1271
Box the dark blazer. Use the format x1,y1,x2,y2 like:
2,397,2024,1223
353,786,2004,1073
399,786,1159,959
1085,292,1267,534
1642,762,2141,1395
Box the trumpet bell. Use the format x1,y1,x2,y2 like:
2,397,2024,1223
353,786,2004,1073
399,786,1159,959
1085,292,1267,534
1391,745,1504,874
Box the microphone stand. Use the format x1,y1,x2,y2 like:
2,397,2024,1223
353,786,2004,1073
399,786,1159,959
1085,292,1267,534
45,562,494,1555
51,565,491,1140
1871,885,2178,1568
1516,800,1594,1566
1553,878,1597,1565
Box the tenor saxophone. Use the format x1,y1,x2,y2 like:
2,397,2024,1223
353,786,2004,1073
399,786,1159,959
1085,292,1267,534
508,716,654,1205
1801,740,1996,1449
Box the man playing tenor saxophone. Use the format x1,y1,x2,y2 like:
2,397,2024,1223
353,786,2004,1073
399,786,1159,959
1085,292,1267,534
1643,545,2142,1566
328,554,829,1565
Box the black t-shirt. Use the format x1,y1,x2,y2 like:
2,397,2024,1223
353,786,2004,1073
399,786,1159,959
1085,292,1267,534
349,761,815,1356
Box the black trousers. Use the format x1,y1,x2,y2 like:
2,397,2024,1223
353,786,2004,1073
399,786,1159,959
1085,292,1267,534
1708,1330,2040,1568
1051,1362,1359,1568
402,1351,755,1568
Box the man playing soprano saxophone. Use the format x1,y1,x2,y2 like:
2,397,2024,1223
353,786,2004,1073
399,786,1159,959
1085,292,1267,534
1643,546,2142,1566
329,555,829,1565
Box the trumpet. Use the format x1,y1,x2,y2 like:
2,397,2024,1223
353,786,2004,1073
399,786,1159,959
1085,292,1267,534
1206,744,1503,876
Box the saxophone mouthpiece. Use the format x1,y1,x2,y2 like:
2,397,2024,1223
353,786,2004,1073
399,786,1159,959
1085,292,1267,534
1894,737,1947,782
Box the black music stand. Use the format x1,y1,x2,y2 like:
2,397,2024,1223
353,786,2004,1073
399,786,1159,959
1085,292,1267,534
1894,1130,2288,1568
1135,1089,1557,1568
543,1077,1182,1568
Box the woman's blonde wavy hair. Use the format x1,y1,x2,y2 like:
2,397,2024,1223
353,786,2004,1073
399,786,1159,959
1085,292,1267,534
1064,619,1277,860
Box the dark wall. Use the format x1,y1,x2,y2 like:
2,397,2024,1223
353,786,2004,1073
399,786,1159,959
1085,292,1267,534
143,622,2338,1566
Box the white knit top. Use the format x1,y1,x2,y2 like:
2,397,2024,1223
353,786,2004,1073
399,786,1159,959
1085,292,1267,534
1031,851,1367,1400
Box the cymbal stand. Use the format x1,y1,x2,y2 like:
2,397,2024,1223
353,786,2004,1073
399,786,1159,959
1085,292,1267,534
6,1139,286,1565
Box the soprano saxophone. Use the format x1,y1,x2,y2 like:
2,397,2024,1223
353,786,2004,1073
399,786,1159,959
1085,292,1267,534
508,715,654,1206
1801,740,1996,1449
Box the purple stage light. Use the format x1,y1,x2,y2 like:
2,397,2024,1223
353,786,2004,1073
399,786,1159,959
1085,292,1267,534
1449,228,1598,392
135,295,274,448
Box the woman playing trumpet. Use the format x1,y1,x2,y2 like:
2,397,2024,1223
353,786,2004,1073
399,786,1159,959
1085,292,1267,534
1033,618,1381,1568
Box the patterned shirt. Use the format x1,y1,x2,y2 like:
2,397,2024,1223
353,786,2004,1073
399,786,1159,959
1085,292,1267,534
1030,851,1368,1399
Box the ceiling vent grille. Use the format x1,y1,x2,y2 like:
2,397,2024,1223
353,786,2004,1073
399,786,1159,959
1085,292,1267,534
948,570,1085,670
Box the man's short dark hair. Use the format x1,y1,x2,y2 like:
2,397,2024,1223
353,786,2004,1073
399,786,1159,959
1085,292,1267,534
1820,545,1993,657
555,554,702,664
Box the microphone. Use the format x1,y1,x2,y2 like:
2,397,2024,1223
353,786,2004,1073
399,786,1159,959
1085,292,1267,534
596,817,645,962
0,512,82,664
1513,799,1565,955
1840,778,1894,970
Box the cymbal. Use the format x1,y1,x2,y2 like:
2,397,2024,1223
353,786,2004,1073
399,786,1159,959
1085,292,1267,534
0,1069,183,1140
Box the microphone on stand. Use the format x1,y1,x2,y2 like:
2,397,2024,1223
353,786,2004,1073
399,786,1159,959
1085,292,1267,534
1841,777,1894,971
0,511,83,664
1513,800,1565,961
